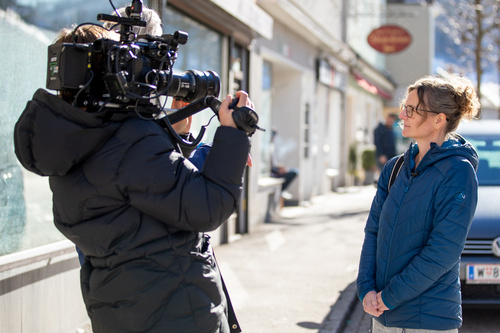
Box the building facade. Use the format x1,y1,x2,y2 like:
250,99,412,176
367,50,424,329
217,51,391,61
0,0,411,330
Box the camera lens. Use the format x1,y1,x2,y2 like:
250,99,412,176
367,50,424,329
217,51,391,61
167,70,220,102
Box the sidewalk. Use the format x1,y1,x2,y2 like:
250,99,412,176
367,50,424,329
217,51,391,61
281,186,376,333
215,185,377,333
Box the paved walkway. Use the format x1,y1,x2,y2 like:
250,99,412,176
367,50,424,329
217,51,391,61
216,185,377,333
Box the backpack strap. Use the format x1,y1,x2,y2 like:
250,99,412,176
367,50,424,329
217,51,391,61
388,155,404,193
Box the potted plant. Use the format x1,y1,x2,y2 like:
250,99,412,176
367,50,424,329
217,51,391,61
361,148,377,185
348,143,361,185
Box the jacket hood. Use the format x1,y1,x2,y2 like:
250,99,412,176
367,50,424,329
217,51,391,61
406,133,479,174
14,89,124,176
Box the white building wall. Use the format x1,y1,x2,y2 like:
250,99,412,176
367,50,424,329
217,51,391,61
345,78,387,184
288,0,344,41
347,0,387,70
386,3,436,107
254,0,350,201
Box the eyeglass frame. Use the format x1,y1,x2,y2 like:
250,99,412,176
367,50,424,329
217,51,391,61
401,104,448,121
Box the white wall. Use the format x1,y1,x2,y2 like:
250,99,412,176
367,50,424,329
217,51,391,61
347,0,387,70
386,4,436,107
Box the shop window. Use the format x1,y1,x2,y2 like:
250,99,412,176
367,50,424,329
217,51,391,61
230,43,248,94
163,5,222,141
259,61,273,176
1,1,223,256
0,0,132,256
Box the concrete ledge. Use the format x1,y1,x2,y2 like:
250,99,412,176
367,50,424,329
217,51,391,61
0,240,88,333
257,176,285,189
0,240,75,272
258,177,285,222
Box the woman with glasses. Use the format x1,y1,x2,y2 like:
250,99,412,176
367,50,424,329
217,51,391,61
357,73,480,333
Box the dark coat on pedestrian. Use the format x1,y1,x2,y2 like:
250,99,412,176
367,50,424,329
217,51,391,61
374,122,396,168
357,135,478,330
14,89,250,333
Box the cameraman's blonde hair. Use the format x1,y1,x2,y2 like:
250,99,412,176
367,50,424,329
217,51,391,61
103,6,163,36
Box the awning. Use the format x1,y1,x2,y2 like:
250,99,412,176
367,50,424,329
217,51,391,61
212,0,273,40
354,72,393,100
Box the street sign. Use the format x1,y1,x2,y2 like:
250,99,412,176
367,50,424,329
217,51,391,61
367,25,412,54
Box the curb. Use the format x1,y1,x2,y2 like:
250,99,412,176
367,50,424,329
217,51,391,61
318,281,359,333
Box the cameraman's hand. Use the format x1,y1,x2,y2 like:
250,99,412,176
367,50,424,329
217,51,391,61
219,91,253,129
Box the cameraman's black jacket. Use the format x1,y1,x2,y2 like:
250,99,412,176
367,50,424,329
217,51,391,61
14,89,250,333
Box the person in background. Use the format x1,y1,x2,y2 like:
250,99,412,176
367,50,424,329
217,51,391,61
14,22,251,333
270,128,298,200
374,113,398,170
357,73,480,333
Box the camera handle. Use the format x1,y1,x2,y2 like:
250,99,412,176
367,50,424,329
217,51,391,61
160,116,206,150
166,97,219,124
158,97,217,149
97,13,146,42
160,95,264,149
209,98,265,137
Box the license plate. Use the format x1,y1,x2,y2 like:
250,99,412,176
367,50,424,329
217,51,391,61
466,264,500,284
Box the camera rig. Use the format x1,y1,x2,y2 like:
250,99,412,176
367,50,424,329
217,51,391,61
46,0,261,147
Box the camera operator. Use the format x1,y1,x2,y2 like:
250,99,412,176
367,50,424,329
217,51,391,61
14,23,251,333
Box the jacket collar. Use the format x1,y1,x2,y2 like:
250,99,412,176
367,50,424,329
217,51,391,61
406,134,479,175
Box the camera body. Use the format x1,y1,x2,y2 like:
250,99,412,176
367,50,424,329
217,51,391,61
47,19,219,113
44,0,261,138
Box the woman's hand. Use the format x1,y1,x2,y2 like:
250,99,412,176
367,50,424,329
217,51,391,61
376,291,389,312
362,291,384,317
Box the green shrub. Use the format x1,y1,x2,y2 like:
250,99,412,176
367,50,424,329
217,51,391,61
361,149,376,171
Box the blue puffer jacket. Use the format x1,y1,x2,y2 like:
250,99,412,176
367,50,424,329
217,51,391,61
357,134,478,330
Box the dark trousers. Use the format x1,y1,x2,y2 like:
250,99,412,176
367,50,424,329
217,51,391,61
280,168,298,191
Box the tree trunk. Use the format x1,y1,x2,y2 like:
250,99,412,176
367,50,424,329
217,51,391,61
475,0,483,110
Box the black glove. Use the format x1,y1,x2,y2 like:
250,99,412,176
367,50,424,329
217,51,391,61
228,98,264,136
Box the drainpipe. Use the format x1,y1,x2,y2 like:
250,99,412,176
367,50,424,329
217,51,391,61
339,0,349,187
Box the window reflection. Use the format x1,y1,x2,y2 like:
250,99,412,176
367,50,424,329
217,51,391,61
1,1,224,256
0,0,140,256
260,61,273,176
465,136,500,186
163,5,222,142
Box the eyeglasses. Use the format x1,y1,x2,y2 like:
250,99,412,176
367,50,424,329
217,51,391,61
401,104,442,118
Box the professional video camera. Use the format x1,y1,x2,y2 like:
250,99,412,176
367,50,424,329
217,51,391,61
46,0,261,145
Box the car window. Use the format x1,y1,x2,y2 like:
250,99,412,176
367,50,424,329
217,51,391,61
464,136,500,186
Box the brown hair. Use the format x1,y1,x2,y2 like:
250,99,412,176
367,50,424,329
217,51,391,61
54,24,117,44
402,74,481,133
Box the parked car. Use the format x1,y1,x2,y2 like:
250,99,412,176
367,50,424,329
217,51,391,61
457,119,500,306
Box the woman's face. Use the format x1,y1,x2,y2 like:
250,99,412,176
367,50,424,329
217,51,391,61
399,90,437,140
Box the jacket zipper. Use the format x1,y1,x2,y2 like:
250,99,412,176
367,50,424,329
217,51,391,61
381,171,417,323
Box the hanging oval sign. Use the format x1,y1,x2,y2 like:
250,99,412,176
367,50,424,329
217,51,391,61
367,25,412,54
